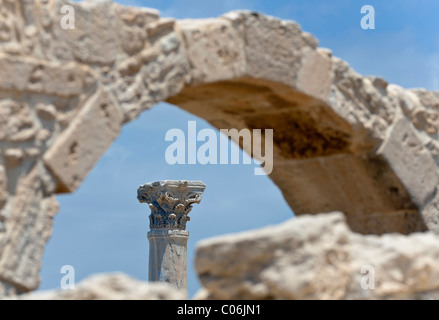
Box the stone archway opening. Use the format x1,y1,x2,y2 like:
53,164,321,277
167,78,427,235
38,101,294,298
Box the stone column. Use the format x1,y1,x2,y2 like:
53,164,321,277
137,180,206,292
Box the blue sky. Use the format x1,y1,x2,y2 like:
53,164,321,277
39,1,439,298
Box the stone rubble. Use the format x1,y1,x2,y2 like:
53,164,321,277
195,213,439,300
17,273,185,300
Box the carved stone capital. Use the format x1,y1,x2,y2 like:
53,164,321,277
137,180,206,230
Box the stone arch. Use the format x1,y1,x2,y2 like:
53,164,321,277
168,14,436,236
0,0,439,296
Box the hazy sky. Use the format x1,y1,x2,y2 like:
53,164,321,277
39,0,439,298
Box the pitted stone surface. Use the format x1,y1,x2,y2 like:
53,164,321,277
195,213,439,300
17,273,185,300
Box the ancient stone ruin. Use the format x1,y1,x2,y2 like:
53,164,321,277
138,180,206,294
1,0,439,299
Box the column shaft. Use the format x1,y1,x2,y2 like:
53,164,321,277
137,180,206,295
147,229,189,290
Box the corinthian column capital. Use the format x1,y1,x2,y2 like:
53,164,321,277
137,180,206,230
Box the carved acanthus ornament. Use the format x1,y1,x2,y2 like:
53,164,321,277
137,180,206,230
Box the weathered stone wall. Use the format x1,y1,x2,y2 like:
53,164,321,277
0,0,438,296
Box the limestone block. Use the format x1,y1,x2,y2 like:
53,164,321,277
348,231,439,299
155,35,191,99
115,4,160,25
24,147,40,159
37,0,54,29
425,138,439,166
0,55,85,97
36,128,52,143
117,56,141,77
134,39,190,120
360,78,395,125
0,280,18,298
37,162,57,196
161,32,180,54
269,153,421,234
0,99,36,142
410,89,439,109
271,154,415,215
196,212,439,300
388,85,421,118
0,4,16,44
110,22,190,122
0,166,59,291
18,273,185,300
115,4,160,55
329,58,380,135
196,213,352,300
19,0,37,26
345,211,427,236
297,48,333,101
35,103,56,120
421,189,439,234
146,18,176,39
412,107,439,135
53,0,119,65
119,25,147,57
178,19,246,84
377,118,439,208
0,55,33,90
3,149,25,168
140,47,160,64
43,89,123,193
223,11,310,88
302,31,319,49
